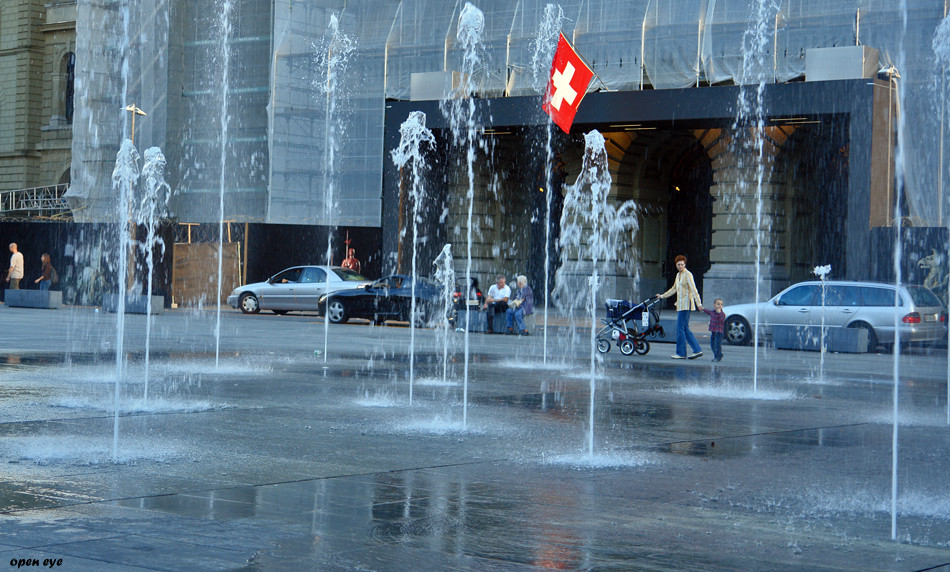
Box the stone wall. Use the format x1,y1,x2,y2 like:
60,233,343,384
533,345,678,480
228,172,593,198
0,0,74,192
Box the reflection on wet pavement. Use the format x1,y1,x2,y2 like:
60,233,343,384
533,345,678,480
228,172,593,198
0,316,948,569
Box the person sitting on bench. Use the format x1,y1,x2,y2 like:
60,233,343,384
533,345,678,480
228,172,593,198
483,275,510,334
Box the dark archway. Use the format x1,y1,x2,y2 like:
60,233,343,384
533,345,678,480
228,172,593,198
664,141,713,296
781,119,849,284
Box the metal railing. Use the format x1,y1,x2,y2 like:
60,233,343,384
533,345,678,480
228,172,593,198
0,184,71,218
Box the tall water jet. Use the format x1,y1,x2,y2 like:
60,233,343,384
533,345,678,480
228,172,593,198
433,244,456,385
531,3,566,364
556,131,637,456
441,2,486,429
314,14,356,363
110,138,141,460
391,111,436,405
137,147,171,400
886,7,910,537
813,264,831,381
933,15,950,425
734,0,777,394
213,0,233,369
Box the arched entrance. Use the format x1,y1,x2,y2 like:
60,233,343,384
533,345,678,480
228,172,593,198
665,141,713,296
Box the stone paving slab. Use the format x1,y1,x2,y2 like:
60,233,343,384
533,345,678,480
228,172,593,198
0,307,948,569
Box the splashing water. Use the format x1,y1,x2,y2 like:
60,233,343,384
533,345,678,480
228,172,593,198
888,0,911,541
314,14,356,363
110,138,141,460
933,16,950,427
213,0,232,369
812,265,831,382
433,244,456,385
441,2,486,431
137,147,171,400
734,0,778,394
531,4,566,364
555,131,637,457
391,111,436,405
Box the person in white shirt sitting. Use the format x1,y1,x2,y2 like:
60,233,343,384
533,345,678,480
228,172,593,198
482,275,510,334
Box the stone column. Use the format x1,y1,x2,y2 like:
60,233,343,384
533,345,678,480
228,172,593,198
702,128,788,305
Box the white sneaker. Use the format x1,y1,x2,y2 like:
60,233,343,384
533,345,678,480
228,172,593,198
688,351,703,359
670,354,686,359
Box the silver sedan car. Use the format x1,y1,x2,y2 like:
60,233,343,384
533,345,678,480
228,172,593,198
723,280,946,351
227,266,371,314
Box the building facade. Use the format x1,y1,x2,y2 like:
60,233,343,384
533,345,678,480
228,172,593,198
0,0,74,194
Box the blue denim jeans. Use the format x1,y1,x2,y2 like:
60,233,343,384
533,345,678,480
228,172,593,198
676,310,702,356
505,307,526,331
38,280,50,291
710,332,723,360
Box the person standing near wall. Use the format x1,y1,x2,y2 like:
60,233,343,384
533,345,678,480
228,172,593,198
33,253,53,291
6,243,24,290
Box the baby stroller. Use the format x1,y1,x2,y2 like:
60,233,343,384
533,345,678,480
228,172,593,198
596,297,664,356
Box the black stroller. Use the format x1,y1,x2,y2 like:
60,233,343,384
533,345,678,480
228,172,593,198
596,297,664,356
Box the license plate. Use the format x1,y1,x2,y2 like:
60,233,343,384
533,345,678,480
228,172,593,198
925,314,937,322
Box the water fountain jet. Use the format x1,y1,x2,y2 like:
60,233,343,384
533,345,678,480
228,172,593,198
391,111,436,405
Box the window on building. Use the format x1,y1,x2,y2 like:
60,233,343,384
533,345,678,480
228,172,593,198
62,52,75,124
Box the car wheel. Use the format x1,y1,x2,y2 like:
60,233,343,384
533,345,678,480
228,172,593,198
239,293,260,314
619,339,636,356
326,299,348,324
848,321,878,353
725,316,751,346
597,339,611,354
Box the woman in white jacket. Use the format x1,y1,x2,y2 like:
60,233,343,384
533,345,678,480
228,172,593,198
656,254,704,359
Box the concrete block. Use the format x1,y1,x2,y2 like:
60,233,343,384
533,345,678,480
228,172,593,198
455,309,485,333
773,325,868,353
102,294,164,315
4,289,61,309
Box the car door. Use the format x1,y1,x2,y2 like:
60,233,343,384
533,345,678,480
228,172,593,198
261,268,301,310
821,285,860,327
769,284,820,327
389,276,415,320
374,277,401,318
294,267,327,311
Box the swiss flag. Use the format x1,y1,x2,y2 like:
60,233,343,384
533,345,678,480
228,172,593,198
543,33,594,134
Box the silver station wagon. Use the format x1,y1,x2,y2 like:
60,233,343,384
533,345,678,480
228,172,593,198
723,280,947,351
227,265,371,315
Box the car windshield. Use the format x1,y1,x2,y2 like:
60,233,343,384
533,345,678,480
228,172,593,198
333,268,368,281
906,286,943,308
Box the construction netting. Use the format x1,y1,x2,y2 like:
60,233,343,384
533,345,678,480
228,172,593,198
69,0,950,226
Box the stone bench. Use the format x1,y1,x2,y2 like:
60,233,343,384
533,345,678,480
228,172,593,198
454,308,535,334
773,325,869,353
102,294,164,315
4,289,62,309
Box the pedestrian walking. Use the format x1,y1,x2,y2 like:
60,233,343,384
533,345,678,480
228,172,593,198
656,254,704,359
6,243,24,290
702,298,726,362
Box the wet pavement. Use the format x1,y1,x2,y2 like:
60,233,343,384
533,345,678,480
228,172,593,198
0,305,949,570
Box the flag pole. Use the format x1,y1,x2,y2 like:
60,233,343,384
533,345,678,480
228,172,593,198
561,32,611,93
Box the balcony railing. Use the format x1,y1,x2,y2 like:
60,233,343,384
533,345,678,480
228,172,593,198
0,184,71,219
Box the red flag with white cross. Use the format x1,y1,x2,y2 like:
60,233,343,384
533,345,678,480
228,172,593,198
543,33,594,134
